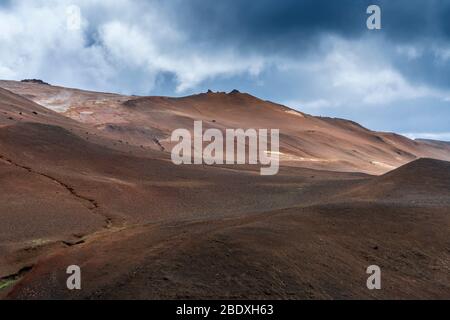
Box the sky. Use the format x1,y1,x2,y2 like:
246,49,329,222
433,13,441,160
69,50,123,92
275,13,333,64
0,0,449,140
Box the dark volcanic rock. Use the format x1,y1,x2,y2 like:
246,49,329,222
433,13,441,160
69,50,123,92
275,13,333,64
20,79,50,85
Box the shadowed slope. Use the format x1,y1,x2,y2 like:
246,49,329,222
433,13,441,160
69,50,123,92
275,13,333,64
6,159,450,299
342,158,450,204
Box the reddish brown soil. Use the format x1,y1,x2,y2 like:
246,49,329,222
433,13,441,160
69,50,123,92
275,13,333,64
0,84,449,299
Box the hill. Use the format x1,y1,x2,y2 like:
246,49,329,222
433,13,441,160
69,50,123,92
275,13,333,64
1,80,450,174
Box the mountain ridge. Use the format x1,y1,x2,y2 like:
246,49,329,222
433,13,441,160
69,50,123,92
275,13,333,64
1,79,450,174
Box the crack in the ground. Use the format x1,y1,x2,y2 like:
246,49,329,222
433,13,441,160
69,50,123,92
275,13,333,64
152,138,165,151
0,154,125,297
61,239,86,247
0,154,112,228
0,265,33,291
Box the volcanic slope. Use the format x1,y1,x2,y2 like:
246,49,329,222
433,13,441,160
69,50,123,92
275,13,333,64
1,83,449,299
0,87,365,291
5,159,450,299
2,80,450,174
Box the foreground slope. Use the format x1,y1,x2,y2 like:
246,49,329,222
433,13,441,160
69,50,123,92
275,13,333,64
6,159,450,299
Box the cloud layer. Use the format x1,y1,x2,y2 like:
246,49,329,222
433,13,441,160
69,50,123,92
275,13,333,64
0,0,449,139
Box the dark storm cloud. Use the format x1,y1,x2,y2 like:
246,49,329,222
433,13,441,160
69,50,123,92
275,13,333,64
380,0,450,42
164,0,450,99
170,0,373,54
169,0,450,52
